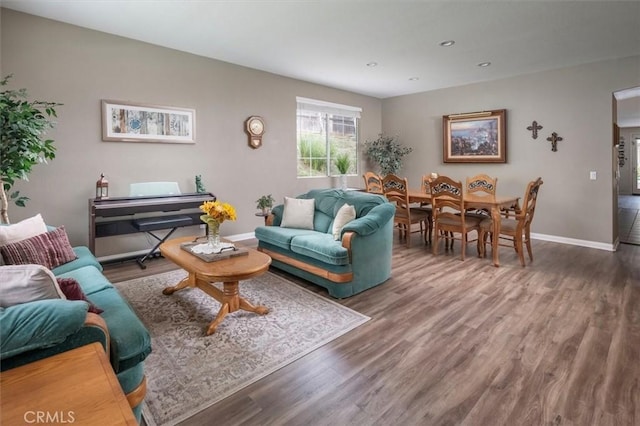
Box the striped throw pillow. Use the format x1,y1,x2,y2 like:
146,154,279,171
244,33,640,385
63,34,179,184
0,226,77,269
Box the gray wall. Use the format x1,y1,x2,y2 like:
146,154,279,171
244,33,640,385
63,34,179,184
4,9,639,253
382,56,640,245
1,10,382,256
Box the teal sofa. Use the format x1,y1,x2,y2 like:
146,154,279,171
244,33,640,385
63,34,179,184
255,189,395,298
0,243,151,423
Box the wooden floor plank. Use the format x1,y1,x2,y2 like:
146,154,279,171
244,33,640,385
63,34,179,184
102,234,640,426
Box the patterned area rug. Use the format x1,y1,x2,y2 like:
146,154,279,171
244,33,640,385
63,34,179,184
113,270,370,426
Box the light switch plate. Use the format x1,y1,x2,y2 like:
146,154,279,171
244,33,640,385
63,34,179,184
590,171,597,180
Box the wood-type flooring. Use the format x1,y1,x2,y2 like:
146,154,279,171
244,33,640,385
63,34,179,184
103,234,640,426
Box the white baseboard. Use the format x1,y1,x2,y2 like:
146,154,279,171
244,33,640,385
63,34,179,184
530,233,616,252
98,231,614,262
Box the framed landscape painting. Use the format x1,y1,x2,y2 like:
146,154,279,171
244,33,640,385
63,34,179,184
443,109,506,163
102,100,196,144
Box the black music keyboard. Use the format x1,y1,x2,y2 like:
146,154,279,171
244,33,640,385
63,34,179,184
88,192,216,254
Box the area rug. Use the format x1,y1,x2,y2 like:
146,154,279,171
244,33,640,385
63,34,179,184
113,270,370,426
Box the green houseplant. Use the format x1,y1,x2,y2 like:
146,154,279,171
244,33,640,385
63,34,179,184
0,75,61,224
334,153,351,190
363,133,413,176
255,194,276,214
334,153,351,175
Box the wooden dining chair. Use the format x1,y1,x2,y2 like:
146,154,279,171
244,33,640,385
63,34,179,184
382,174,430,247
431,176,483,260
363,172,383,194
465,174,497,218
415,174,436,244
479,177,543,266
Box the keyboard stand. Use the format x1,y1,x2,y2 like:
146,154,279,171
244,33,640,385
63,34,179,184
133,215,193,269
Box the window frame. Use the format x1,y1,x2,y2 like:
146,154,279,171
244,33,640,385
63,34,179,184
296,97,362,178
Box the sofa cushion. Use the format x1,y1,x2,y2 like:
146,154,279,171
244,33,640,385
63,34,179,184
91,287,151,372
55,265,113,296
0,264,65,308
1,227,77,270
58,265,150,371
0,299,89,359
51,246,103,275
254,226,318,251
290,233,350,266
332,203,356,240
281,197,315,229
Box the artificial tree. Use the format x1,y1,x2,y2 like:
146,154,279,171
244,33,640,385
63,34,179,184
363,133,413,176
0,75,61,224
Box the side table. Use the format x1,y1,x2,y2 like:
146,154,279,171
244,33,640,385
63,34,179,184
255,211,270,225
1,342,137,425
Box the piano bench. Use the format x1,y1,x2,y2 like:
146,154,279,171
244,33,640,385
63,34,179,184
133,215,194,269
133,215,193,232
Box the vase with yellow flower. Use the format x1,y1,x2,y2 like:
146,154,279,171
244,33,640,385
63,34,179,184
199,200,237,250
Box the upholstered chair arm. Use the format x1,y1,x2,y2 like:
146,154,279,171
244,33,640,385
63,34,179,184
341,203,395,237
0,300,110,371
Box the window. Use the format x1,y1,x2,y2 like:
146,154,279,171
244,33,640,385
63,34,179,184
296,97,361,177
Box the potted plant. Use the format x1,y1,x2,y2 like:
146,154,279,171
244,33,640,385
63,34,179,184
363,133,412,176
334,153,351,190
255,194,275,215
0,75,61,224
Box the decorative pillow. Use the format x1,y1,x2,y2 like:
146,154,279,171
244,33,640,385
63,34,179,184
0,214,48,246
332,204,356,240
0,264,65,308
0,226,77,270
56,278,103,314
280,197,315,230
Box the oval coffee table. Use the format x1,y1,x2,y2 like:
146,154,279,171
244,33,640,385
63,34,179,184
159,236,272,335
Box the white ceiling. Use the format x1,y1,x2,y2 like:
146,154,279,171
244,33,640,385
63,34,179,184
4,0,640,126
4,0,640,100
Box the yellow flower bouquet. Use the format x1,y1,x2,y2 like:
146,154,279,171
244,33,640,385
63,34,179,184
199,200,237,224
199,200,237,249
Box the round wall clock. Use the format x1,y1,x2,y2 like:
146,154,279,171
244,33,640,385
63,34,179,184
245,116,265,149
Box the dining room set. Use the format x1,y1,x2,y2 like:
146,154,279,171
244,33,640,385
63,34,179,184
362,171,544,268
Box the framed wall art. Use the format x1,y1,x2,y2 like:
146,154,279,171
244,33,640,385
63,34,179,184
102,100,196,144
443,109,506,163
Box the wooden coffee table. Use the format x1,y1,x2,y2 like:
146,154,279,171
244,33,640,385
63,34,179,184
159,236,272,335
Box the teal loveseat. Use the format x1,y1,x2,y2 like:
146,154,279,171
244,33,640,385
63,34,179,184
255,189,395,298
0,242,151,423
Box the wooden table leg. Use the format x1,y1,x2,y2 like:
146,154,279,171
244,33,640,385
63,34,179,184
490,206,501,267
162,274,195,295
195,280,269,335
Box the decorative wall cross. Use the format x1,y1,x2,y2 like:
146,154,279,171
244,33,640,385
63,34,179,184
526,120,543,139
546,132,563,152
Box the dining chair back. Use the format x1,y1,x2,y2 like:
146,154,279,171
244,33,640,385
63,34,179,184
465,174,497,218
479,177,543,266
431,176,482,260
363,172,383,194
382,174,430,247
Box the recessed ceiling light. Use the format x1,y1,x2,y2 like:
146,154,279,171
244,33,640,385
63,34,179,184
439,40,455,47
477,62,492,67
366,62,378,67
408,77,420,81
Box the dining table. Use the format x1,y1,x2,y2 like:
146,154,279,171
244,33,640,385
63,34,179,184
407,190,520,267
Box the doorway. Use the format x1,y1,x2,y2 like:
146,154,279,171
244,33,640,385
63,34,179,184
633,134,640,195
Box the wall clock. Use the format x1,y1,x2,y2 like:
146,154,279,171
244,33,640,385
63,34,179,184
245,116,265,149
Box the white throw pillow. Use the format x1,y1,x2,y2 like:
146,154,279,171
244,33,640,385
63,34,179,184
332,204,356,240
280,197,315,230
0,264,65,308
0,214,48,246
